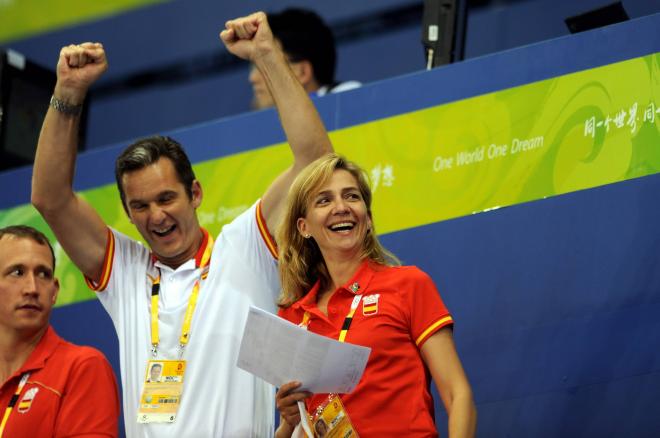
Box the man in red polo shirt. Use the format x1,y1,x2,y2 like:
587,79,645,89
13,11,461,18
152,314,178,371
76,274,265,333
0,225,119,437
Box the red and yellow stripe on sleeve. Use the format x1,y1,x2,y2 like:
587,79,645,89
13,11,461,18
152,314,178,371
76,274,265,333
84,228,115,291
415,315,454,347
256,201,278,260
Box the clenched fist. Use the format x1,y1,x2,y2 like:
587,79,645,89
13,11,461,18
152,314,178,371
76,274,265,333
54,42,108,104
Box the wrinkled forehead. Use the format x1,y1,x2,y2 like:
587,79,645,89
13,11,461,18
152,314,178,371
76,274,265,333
121,159,186,198
317,168,361,192
0,235,54,270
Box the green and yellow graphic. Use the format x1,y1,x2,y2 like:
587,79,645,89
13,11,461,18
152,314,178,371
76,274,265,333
0,0,166,43
1,52,658,306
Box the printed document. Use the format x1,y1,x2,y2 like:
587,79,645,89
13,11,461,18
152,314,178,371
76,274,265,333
237,306,371,393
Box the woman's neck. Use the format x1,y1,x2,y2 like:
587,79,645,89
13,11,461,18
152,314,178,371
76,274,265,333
317,254,364,315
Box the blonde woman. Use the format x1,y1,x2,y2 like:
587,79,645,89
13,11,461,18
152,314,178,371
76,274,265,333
275,154,476,437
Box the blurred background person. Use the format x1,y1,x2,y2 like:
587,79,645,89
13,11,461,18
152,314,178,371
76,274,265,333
250,8,361,110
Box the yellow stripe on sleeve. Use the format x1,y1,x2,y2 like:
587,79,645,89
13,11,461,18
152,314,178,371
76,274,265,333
84,228,115,291
256,201,278,260
415,315,454,347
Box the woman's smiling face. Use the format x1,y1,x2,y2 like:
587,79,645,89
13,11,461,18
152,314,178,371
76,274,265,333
297,169,372,261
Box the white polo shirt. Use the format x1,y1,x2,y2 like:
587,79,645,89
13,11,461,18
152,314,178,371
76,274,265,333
90,201,279,437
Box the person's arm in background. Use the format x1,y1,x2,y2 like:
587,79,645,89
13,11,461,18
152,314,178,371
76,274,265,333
31,43,109,283
421,328,477,438
220,12,333,233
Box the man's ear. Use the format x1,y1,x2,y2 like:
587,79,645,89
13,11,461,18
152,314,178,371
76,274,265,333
191,180,203,209
52,278,60,304
291,60,316,91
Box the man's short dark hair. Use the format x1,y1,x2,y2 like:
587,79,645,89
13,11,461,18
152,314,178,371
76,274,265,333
115,136,196,212
0,225,56,270
269,8,336,87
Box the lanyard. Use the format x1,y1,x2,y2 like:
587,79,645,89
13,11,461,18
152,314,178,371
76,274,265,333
0,372,30,437
297,293,363,435
301,294,363,343
148,232,213,358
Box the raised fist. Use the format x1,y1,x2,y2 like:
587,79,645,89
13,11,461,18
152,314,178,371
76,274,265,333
220,12,277,63
55,42,108,103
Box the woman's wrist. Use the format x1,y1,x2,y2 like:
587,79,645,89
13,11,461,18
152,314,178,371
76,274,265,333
275,419,295,438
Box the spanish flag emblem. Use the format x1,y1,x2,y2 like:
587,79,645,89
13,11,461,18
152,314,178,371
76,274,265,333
362,294,380,316
17,387,39,414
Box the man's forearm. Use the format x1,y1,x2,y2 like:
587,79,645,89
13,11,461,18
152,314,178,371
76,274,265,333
31,102,82,213
254,49,332,167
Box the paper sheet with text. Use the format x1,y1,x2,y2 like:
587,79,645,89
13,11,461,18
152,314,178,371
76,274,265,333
237,306,371,393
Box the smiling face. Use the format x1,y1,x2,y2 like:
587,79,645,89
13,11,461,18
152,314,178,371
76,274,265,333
121,157,203,268
0,236,59,336
297,169,372,262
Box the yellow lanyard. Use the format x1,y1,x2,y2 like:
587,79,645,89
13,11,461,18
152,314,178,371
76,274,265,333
148,233,214,357
298,293,363,432
0,372,30,437
302,294,363,343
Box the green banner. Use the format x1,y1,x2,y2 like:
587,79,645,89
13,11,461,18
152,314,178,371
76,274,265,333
1,52,658,307
0,0,166,43
336,53,660,234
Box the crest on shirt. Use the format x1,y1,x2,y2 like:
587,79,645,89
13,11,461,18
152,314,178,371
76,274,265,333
17,387,39,413
362,294,380,316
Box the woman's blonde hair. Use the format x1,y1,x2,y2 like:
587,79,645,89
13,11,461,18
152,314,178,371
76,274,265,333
277,153,399,307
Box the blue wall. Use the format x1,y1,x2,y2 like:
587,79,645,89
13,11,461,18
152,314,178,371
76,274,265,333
389,171,660,437
1,9,659,438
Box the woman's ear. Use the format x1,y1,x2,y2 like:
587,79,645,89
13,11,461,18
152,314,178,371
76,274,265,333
297,217,309,238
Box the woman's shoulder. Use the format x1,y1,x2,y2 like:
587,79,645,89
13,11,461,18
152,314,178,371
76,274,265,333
372,263,434,285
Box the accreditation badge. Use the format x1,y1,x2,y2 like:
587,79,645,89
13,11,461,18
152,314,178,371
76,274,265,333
137,360,186,423
311,394,359,438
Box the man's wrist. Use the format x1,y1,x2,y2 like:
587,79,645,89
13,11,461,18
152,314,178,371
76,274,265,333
252,45,286,72
50,95,83,117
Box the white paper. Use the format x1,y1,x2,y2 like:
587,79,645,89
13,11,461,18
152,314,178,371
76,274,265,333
237,305,371,393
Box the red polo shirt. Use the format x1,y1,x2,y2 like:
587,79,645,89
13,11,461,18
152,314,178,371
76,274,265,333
0,326,119,437
278,260,454,437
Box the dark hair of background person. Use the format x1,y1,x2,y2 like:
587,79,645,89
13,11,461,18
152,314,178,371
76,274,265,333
114,136,196,212
0,225,56,270
269,8,337,87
